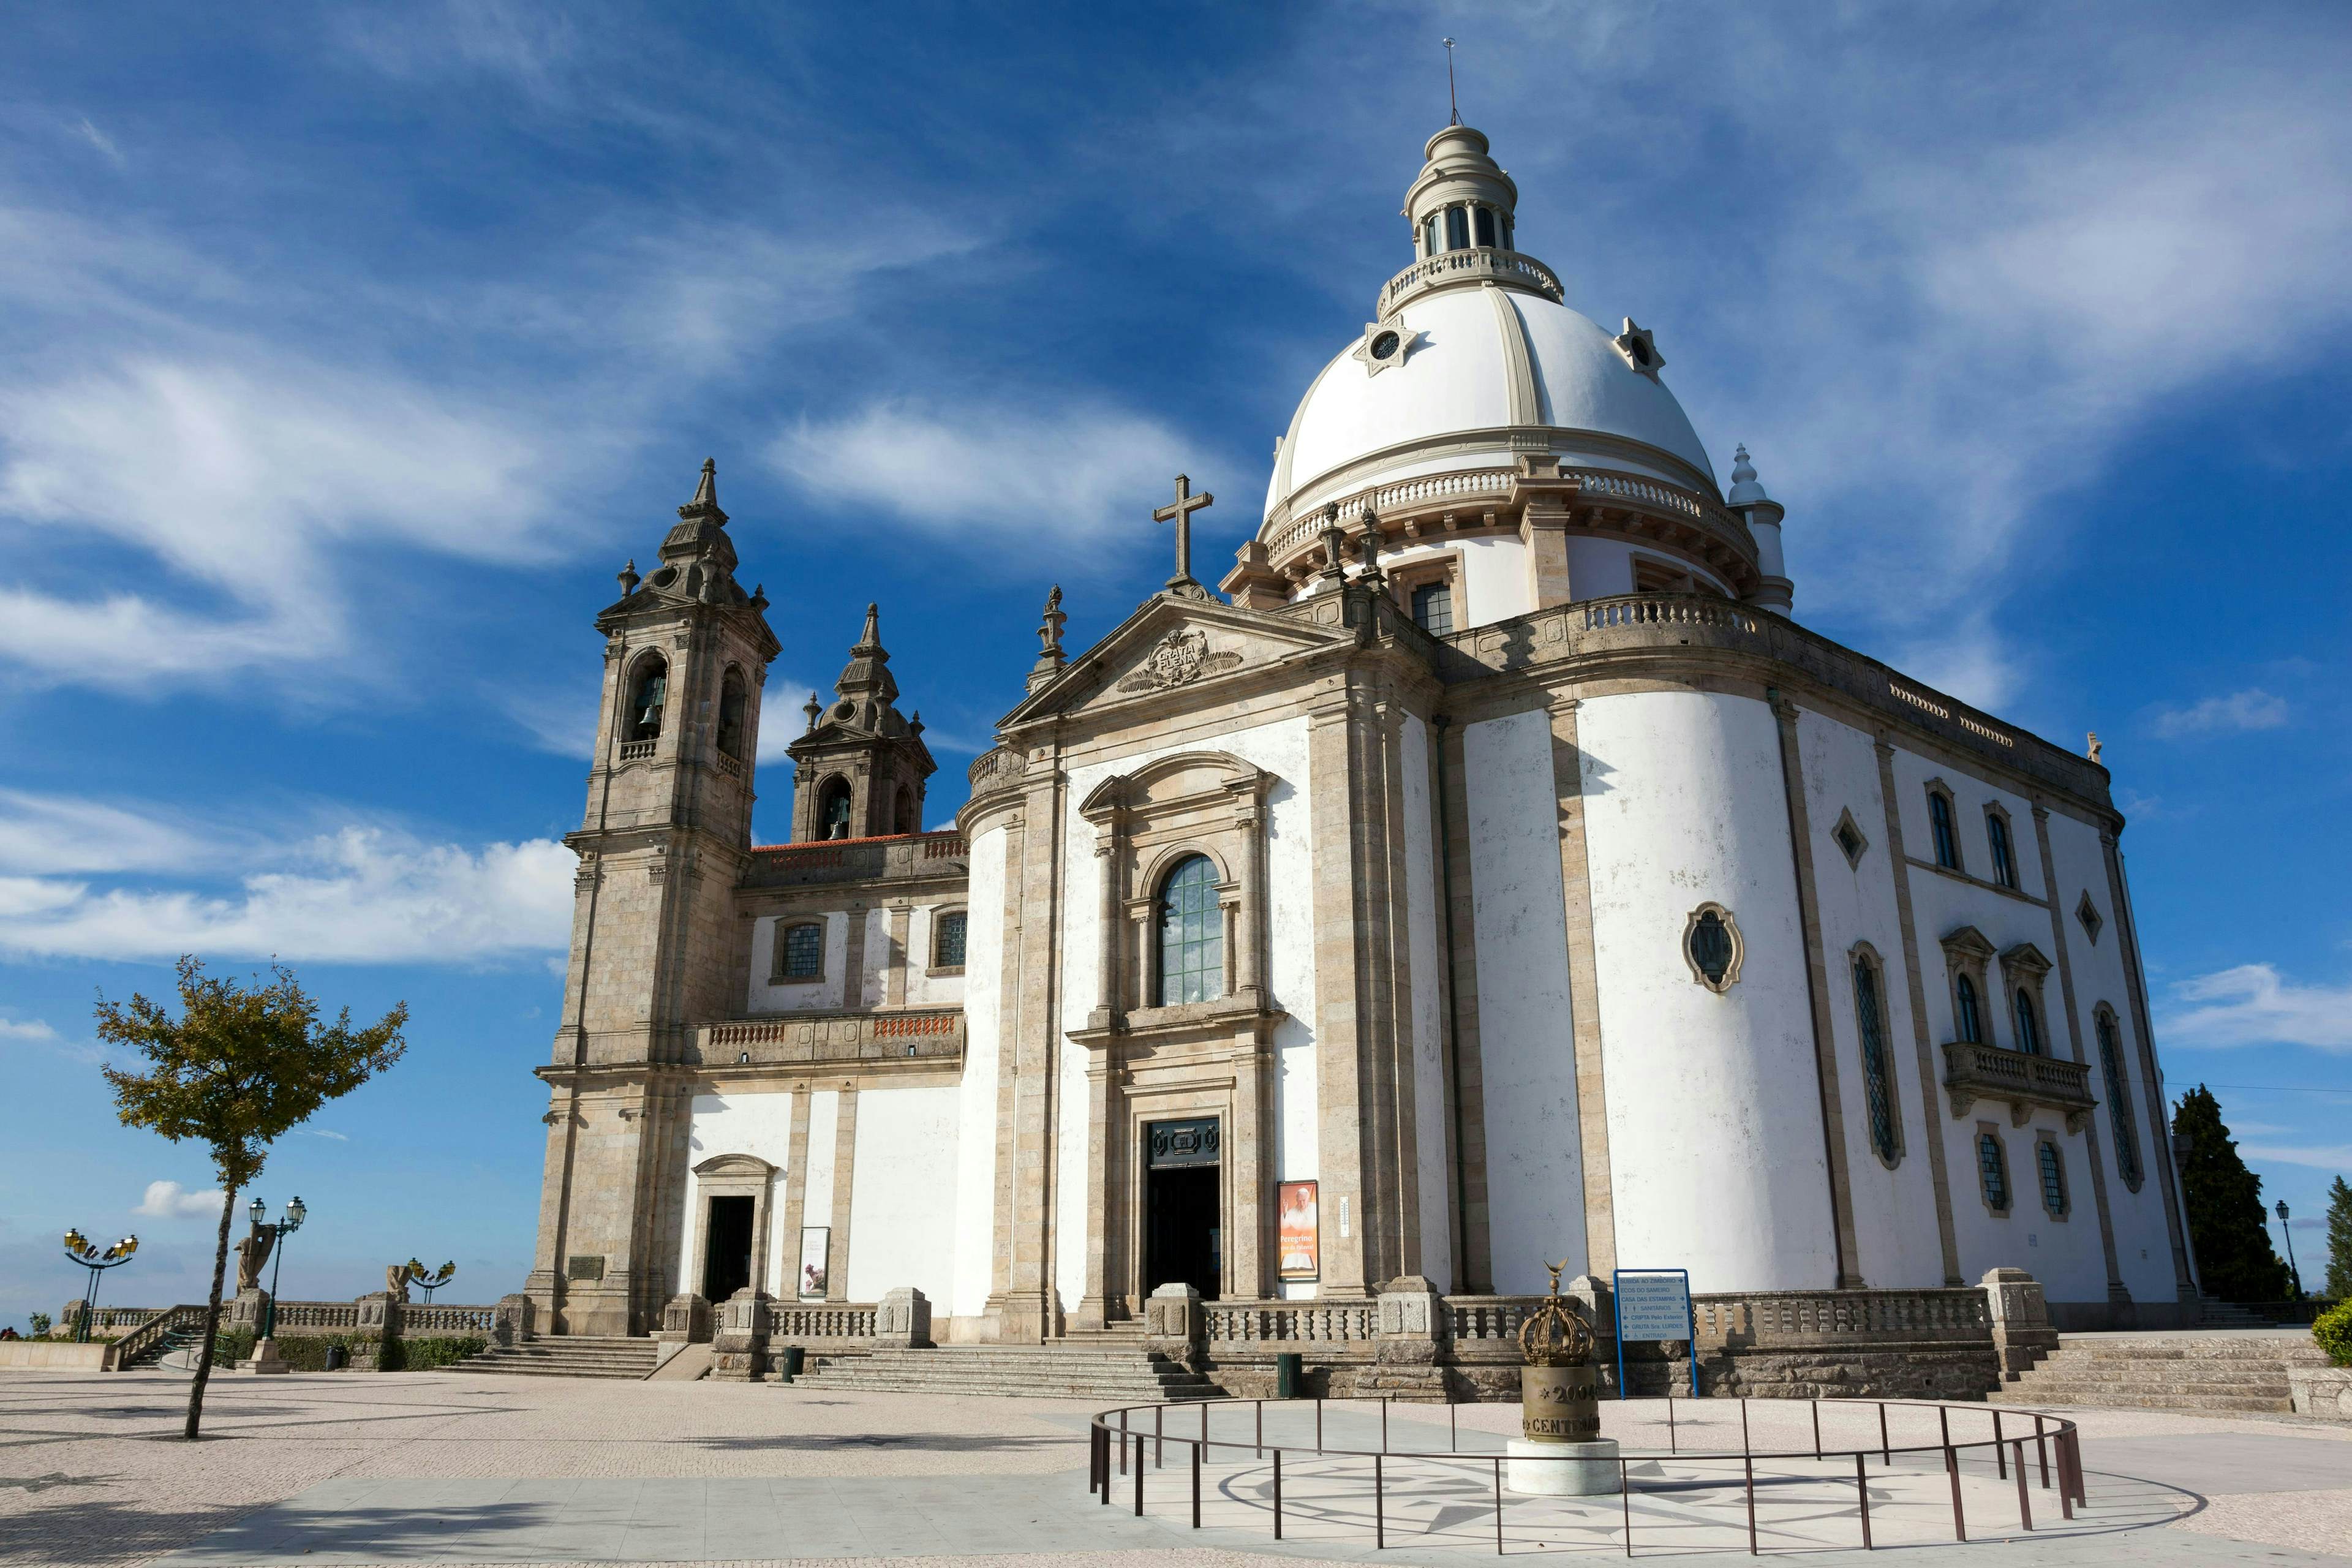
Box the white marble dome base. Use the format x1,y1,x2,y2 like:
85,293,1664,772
1505,1436,1623,1496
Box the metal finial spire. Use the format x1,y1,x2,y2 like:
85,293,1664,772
1443,37,1459,125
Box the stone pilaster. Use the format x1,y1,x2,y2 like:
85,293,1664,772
1875,739,1964,1285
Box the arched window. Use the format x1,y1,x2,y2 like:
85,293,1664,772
2096,1008,2143,1189
2013,988,2043,1055
1410,581,1454,636
818,778,853,840
2036,1140,2069,1217
1853,954,1899,1164
1156,854,1223,1006
1955,974,1983,1043
933,910,967,969
1473,205,1497,247
625,654,668,742
716,670,748,760
1445,205,1469,250
1928,788,1960,870
893,785,916,835
1985,809,2018,889
1977,1132,2011,1212
1421,213,1438,257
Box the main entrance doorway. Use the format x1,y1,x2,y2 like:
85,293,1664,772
1143,1118,1221,1300
702,1195,754,1301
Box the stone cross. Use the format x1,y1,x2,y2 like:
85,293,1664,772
1152,475,1213,591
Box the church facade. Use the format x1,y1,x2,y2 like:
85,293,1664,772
524,123,2198,1344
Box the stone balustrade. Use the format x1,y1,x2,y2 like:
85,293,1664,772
743,829,966,888
1942,1040,2098,1129
695,1009,963,1069
1376,246,1565,315
1205,1299,1380,1348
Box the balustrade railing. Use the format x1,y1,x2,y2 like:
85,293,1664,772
699,1009,964,1065
1206,1300,1379,1346
1579,595,1763,635
402,1303,502,1335
1376,246,1565,314
272,1302,361,1330
771,1302,878,1341
1692,1287,1991,1346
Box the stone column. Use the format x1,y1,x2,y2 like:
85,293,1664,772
884,904,912,1007
1229,781,1267,1005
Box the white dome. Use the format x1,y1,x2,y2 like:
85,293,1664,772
1264,285,1716,522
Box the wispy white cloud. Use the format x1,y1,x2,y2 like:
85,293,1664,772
0,790,573,965
0,1017,59,1044
771,398,1200,561
72,117,124,168
293,1128,350,1142
134,1180,225,1219
2240,1143,2352,1172
2159,963,2352,1054
2152,688,2290,739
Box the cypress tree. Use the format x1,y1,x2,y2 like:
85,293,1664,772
2326,1174,2352,1301
2173,1085,2291,1302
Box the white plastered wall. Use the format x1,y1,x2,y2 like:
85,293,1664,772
800,1087,840,1286
1577,690,1839,1292
1400,713,1452,1291
677,1090,799,1295
1461,707,1586,1292
859,908,888,1007
1564,537,1728,601
949,828,1008,1319
1054,715,1319,1312
1885,747,2106,1305
747,912,850,1011
845,1085,962,1305
1795,709,1946,1287
903,903,969,1008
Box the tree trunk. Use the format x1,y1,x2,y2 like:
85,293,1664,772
185,1182,238,1441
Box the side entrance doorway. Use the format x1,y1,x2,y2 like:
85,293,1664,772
1143,1117,1221,1299
702,1194,754,1302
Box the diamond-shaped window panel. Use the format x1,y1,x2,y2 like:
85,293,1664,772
1831,808,1869,868
2076,892,2104,946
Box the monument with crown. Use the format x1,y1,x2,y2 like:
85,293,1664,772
524,105,2193,1359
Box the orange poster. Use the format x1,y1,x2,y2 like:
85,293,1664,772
1276,1180,1319,1280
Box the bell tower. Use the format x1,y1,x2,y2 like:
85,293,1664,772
528,458,781,1336
786,604,937,840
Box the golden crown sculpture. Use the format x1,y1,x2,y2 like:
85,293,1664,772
1517,1258,1594,1367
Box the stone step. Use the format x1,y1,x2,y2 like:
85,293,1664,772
2006,1367,2293,1391
794,1373,1222,1401
1992,1385,2291,1412
2049,1340,2324,1363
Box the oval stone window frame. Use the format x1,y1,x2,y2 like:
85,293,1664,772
1682,902,1744,993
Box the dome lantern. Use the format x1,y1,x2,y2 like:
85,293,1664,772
1381,124,1562,318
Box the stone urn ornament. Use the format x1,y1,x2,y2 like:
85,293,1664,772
1506,1259,1622,1496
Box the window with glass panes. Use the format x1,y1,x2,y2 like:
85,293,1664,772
1411,581,1454,636
2037,1142,2068,1216
1156,855,1223,1005
934,910,967,968
1956,974,1984,1042
2097,1009,2143,1188
1978,1133,2010,1212
1854,957,1899,1163
1986,810,2018,889
780,922,823,979
2013,988,2043,1055
1929,790,1960,869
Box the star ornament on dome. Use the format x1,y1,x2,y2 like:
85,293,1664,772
1613,318,1666,382
1352,320,1418,377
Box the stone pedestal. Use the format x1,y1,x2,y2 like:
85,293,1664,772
1143,1282,1202,1363
1365,1276,1450,1399
876,1287,933,1348
711,1288,772,1382
1506,1437,1622,1496
235,1336,291,1375
662,1292,712,1344
1981,1267,2057,1380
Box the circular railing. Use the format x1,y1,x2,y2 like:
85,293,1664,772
1086,1394,2084,1555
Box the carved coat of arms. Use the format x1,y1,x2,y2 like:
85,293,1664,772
1117,628,1241,693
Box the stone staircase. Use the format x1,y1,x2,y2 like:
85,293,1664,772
795,1343,1224,1401
1993,1332,2328,1413
439,1335,659,1380
2197,1297,2277,1329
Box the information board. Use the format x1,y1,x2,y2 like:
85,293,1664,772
1614,1272,1692,1340
1611,1267,1698,1398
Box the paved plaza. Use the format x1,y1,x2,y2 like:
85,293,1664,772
2,1369,2348,1568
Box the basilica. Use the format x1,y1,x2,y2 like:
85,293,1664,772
524,121,2198,1347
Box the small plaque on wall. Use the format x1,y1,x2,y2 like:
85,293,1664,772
799,1226,830,1299
565,1254,605,1282
1276,1181,1319,1281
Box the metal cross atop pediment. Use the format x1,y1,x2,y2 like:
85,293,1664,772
1152,474,1213,594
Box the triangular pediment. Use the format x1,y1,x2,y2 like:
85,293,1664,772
1000,592,1349,728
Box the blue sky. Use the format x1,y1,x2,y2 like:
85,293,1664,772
4,1,2349,1326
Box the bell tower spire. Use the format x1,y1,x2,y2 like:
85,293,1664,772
786,604,936,842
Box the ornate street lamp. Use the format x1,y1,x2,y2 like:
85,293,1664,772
249,1196,306,1340
2276,1199,2302,1299
61,1230,139,1342
404,1259,457,1303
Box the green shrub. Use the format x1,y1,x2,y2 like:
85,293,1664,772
27,1314,50,1336
385,1336,487,1372
2315,1300,2352,1367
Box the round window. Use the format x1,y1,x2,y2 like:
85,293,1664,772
1369,330,1401,361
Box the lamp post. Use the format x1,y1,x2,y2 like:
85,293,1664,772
2275,1199,2302,1299
249,1196,306,1341
404,1259,456,1303
61,1230,139,1342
